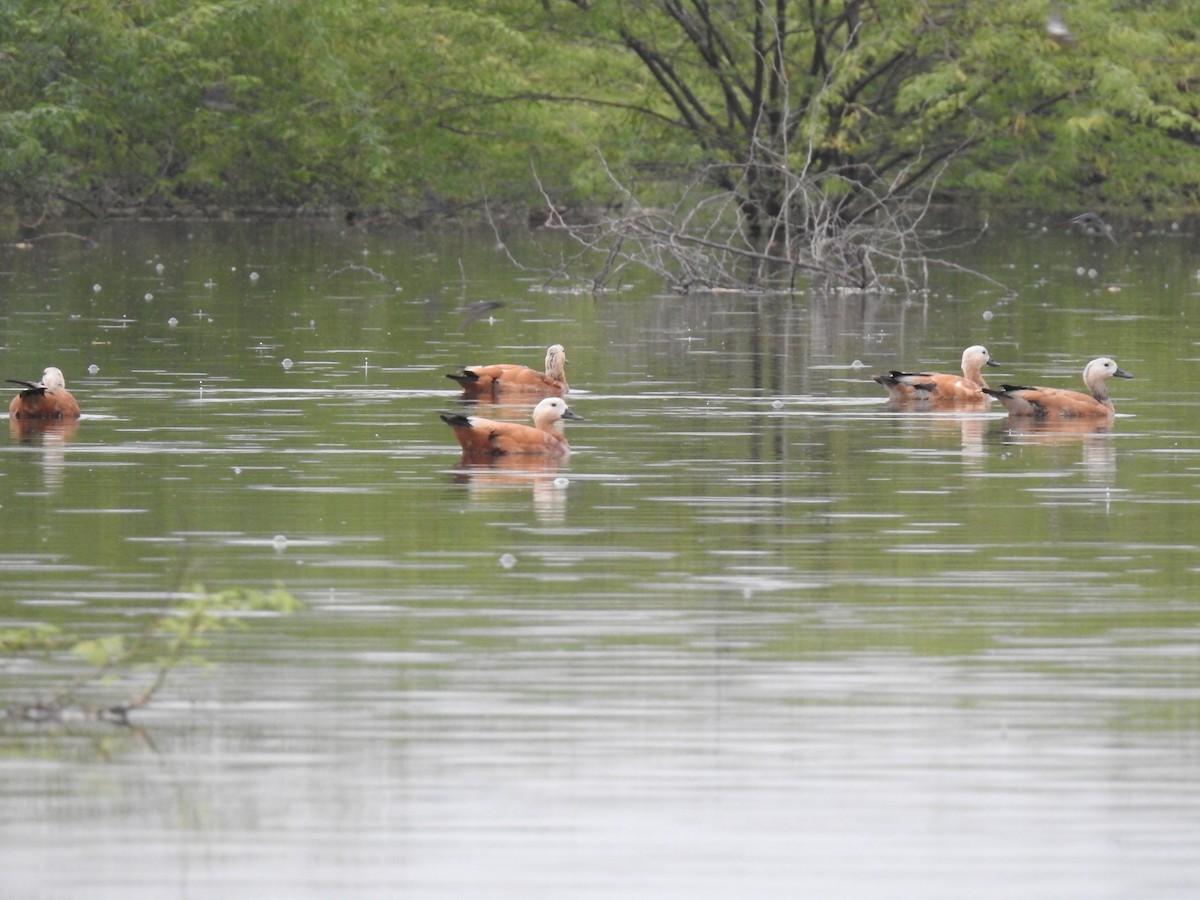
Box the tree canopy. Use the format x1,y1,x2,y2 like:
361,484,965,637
1,0,1198,225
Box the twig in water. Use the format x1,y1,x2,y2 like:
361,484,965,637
327,264,401,289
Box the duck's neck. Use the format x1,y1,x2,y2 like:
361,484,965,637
535,417,566,436
963,363,989,389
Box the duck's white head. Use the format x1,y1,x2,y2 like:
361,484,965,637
531,396,582,431
41,367,67,389
961,345,998,370
1083,357,1133,387
545,344,568,381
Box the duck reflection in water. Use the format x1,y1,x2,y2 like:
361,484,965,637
8,417,80,493
881,412,991,470
993,417,1120,486
449,455,571,525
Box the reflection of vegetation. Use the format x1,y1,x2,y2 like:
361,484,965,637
3,585,299,727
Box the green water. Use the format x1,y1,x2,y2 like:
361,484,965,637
1,219,1198,899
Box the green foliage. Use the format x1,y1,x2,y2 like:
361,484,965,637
1,0,1198,220
0,623,67,653
0,0,613,217
2,583,300,721
68,584,299,670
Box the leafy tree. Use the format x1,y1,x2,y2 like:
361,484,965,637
1,0,1198,230
950,1,1200,212
0,0,609,219
472,0,1200,289
524,0,1200,219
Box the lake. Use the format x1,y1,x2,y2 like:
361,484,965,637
2,217,1199,899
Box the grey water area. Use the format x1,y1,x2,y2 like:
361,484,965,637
1,217,1198,898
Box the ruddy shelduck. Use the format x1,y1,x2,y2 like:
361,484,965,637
7,367,81,420
440,396,582,456
983,357,1133,418
446,344,568,397
873,345,999,404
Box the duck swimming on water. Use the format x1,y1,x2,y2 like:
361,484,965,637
440,396,582,457
446,344,568,398
873,345,999,405
7,367,81,420
983,357,1133,418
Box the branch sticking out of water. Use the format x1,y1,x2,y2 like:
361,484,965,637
496,146,1010,296
327,263,401,289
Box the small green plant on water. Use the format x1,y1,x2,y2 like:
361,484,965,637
2,584,300,726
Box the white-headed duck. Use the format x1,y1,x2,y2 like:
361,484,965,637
7,367,81,420
873,345,999,404
983,357,1133,418
446,344,568,397
440,396,581,456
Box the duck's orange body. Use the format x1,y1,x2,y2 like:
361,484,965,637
447,344,568,398
440,396,581,456
873,345,998,404
983,357,1132,419
7,367,81,420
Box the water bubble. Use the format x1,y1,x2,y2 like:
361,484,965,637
1087,268,1098,279
87,364,99,375
167,317,179,327
155,262,165,274
1076,266,1086,276
850,359,866,368
249,272,260,282
553,477,570,488
499,553,517,569
232,467,242,475
92,283,102,293
982,310,994,320
272,535,289,551
144,292,154,301
281,358,294,370
772,399,784,409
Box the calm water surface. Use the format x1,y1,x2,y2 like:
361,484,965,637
2,220,1199,898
